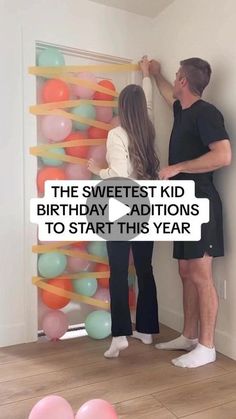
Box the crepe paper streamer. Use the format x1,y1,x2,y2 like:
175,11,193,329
31,139,107,150
30,107,112,131
33,277,109,309
31,148,88,165
29,62,139,76
30,100,118,114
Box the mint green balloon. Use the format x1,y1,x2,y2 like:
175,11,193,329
73,278,97,297
88,241,107,259
128,274,136,288
41,147,65,166
37,47,65,67
113,107,119,116
71,104,96,130
85,310,111,339
38,252,67,278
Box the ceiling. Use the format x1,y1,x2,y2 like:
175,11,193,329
89,0,175,18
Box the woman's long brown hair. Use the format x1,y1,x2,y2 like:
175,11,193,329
118,84,159,180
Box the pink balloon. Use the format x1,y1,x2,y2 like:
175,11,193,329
129,249,134,264
68,256,94,273
28,395,74,419
42,310,68,340
94,288,110,304
89,145,107,167
75,399,118,419
65,163,92,180
73,72,97,99
41,115,72,142
96,106,113,123
110,116,120,128
38,293,53,330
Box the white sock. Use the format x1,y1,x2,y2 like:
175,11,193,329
131,331,153,344
172,343,216,368
155,334,198,351
104,336,128,358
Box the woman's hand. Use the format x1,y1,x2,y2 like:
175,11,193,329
139,55,150,77
87,159,101,175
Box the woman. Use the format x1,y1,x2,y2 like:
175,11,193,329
88,56,159,358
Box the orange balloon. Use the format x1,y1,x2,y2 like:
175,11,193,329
65,131,89,158
95,263,110,288
94,80,116,101
71,241,88,250
42,79,70,103
41,277,73,309
88,126,108,139
129,288,136,308
37,167,67,194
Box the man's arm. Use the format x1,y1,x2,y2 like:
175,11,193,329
159,140,232,179
149,60,174,107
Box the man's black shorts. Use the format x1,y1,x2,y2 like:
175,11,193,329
173,182,224,260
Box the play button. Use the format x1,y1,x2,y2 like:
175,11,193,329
85,177,151,241
108,198,131,222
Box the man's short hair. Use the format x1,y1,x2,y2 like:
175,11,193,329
180,57,212,96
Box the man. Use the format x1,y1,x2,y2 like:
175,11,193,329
150,58,231,368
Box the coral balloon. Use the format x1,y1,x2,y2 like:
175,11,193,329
65,163,91,180
95,106,113,123
88,145,107,167
41,277,72,309
28,395,74,419
65,131,89,158
73,72,97,99
95,263,110,289
41,79,69,103
75,399,118,419
129,288,136,308
42,310,68,340
37,167,67,194
41,115,72,142
94,80,116,101
88,126,108,139
71,241,88,250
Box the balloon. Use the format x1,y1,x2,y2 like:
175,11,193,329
129,249,134,264
88,242,107,259
95,106,113,123
65,163,91,180
88,145,107,167
38,252,67,278
75,399,118,419
41,277,73,309
73,72,97,99
93,288,110,305
85,310,111,339
38,293,52,330
110,116,120,128
71,241,88,249
88,126,108,139
41,79,69,103
28,395,74,419
42,310,68,340
71,104,96,130
95,263,110,289
73,278,97,297
37,47,65,67
129,288,136,308
128,274,136,288
113,107,119,116
41,115,72,142
37,167,67,194
94,80,116,101
65,131,89,159
41,147,65,166
67,256,94,273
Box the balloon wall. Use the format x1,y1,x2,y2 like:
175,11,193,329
30,47,137,340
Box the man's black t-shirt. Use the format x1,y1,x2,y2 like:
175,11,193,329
169,99,229,182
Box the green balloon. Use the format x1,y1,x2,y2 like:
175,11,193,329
73,278,97,297
38,252,67,278
85,310,111,339
88,241,107,259
71,104,96,130
37,47,65,67
128,274,136,288
41,147,65,166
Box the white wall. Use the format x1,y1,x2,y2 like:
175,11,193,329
150,0,236,359
0,0,152,347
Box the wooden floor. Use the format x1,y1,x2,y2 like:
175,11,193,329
0,325,236,418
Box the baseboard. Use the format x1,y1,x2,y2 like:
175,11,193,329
159,306,236,360
0,323,37,348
